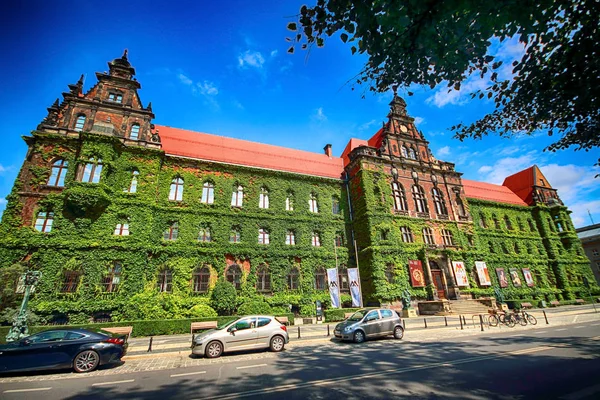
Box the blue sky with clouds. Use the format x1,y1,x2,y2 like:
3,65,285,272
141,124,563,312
0,0,598,227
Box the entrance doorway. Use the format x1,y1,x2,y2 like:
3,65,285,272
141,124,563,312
429,261,446,299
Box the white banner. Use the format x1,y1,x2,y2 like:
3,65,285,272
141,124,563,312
326,268,341,308
451,261,470,287
475,261,491,286
347,268,361,307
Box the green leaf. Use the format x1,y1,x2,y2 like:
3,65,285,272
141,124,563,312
287,46,295,54
340,33,348,43
287,22,297,31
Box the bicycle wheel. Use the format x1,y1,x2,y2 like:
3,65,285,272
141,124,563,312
526,313,537,325
488,314,499,327
505,314,516,328
518,314,527,326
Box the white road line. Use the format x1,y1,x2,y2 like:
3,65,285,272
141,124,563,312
574,326,584,329
557,328,567,331
170,371,207,378
91,379,135,387
3,387,52,394
537,331,547,334
591,323,600,327
236,363,268,370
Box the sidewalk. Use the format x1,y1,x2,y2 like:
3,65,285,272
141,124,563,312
124,304,600,358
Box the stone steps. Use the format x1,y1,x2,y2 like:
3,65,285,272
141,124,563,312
447,300,492,315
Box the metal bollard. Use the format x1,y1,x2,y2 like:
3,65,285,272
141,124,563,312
424,318,428,328
298,326,301,339
543,310,549,324
444,316,448,327
460,315,464,330
463,315,467,326
327,324,330,337
479,315,484,332
147,336,153,352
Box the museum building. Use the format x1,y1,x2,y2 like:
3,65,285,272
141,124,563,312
0,52,593,322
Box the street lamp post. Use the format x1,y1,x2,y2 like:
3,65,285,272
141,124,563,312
6,271,42,342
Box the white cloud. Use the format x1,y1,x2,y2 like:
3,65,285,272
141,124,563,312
196,81,218,96
311,107,327,123
270,50,278,58
0,198,6,206
476,152,538,184
437,146,451,157
238,50,265,69
232,100,245,110
426,76,489,107
178,73,193,86
413,116,425,126
478,165,493,174
0,164,13,174
358,119,377,131
567,199,600,228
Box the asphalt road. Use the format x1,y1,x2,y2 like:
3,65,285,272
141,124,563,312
2,321,600,399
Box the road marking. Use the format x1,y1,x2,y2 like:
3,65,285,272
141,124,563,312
591,323,599,327
537,331,547,334
559,382,600,400
201,346,553,400
170,371,207,378
557,328,567,331
236,363,268,370
3,387,52,393
91,379,135,386
574,326,584,329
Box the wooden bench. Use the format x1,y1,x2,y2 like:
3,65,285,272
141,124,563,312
190,321,218,334
275,316,289,326
550,300,561,307
103,326,133,339
575,299,586,305
520,302,533,309
344,312,354,319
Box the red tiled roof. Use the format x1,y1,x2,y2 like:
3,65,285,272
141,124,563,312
340,138,369,166
157,125,345,179
462,179,528,206
502,166,535,204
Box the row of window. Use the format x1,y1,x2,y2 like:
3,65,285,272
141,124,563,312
383,226,455,246
74,115,141,140
479,213,536,233
390,182,466,217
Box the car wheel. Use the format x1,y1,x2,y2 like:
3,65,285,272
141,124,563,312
393,326,404,340
353,330,365,344
205,341,223,358
270,335,285,352
73,350,100,373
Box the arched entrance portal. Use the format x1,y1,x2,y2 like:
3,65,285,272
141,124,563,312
429,260,447,299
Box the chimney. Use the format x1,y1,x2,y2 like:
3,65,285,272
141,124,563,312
324,144,332,157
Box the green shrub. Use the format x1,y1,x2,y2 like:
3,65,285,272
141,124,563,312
324,307,361,322
237,298,273,315
210,280,238,315
189,304,218,319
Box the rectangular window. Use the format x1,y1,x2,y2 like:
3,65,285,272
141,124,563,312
286,231,295,245
332,198,340,215
34,211,54,233
593,249,599,256
114,223,130,236
258,228,270,244
442,229,454,246
201,184,214,204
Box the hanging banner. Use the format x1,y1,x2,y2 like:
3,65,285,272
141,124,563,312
326,268,341,308
347,268,361,307
509,268,522,287
475,261,491,286
408,260,426,287
522,268,535,287
451,261,469,287
496,268,508,288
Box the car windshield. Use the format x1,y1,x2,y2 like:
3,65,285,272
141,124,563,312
348,310,369,321
217,318,239,330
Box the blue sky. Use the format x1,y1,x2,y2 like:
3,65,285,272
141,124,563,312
0,0,598,227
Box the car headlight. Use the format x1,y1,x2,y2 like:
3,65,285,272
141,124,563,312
344,326,354,333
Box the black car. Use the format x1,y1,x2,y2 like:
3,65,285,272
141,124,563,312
0,328,128,373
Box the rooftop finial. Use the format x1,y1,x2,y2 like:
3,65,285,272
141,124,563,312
122,49,128,60
77,74,84,86
392,85,398,96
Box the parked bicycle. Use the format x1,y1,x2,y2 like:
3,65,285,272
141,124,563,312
488,310,516,328
521,310,537,325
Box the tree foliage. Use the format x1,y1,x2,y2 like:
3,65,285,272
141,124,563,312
288,0,600,157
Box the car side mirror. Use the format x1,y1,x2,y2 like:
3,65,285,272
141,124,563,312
228,327,237,335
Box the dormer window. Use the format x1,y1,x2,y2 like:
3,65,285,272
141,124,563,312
74,114,86,132
130,124,140,140
108,93,123,103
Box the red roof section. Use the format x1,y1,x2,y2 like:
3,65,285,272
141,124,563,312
462,179,528,206
340,138,369,167
502,166,535,204
157,125,345,179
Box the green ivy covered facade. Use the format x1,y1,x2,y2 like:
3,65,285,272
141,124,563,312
0,52,594,324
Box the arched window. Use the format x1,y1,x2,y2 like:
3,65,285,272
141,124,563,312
311,232,321,247
401,226,414,243
285,230,295,245
163,222,179,240
517,218,525,231
230,227,241,243
287,267,300,290
338,266,349,292
479,214,487,228
401,146,408,158
385,264,395,283
432,188,448,216
412,185,428,214
34,211,54,233
231,185,243,207
193,266,210,293
315,267,326,290
258,228,270,244
259,187,269,209
256,265,271,293
81,158,103,183
114,222,129,236
198,226,211,242
514,243,520,254
61,270,81,293
332,196,340,215
408,147,417,159
103,262,122,293
493,215,501,229
74,114,86,132
226,264,242,290
157,269,173,293
456,196,466,217
285,191,294,211
130,124,140,140
169,177,184,201
441,229,454,246
505,215,513,230
126,170,139,193
48,159,68,187
391,182,408,211
423,227,435,245
201,181,214,204
309,193,318,213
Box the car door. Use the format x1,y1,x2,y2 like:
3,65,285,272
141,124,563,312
256,317,273,348
379,309,395,334
362,310,383,337
9,331,68,371
223,317,258,351
51,331,89,367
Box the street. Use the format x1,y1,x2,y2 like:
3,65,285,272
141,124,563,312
1,317,600,399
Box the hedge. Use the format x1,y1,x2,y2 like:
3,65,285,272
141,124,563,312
0,313,295,344
324,308,361,322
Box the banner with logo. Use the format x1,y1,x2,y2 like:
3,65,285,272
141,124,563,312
326,268,341,308
347,268,361,307
509,268,522,287
408,260,426,287
522,268,535,287
496,268,508,288
475,261,491,286
451,261,469,287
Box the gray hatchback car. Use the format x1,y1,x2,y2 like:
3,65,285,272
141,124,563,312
192,315,289,358
334,308,404,343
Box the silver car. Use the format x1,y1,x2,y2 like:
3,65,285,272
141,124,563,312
334,308,404,343
192,315,289,358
